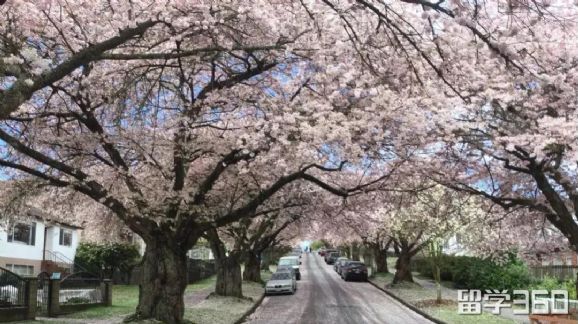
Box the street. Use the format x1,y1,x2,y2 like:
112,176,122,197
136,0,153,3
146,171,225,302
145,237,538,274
245,253,432,324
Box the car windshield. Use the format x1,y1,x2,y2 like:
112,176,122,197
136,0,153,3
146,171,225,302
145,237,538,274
271,272,292,280
348,262,364,266
278,258,298,266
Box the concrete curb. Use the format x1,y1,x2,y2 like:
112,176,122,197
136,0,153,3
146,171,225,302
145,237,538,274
368,279,447,324
234,292,265,324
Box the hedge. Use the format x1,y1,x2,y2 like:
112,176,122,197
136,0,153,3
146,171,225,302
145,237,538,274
414,254,531,291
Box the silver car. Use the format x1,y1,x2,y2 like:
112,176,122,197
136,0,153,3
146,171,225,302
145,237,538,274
265,271,297,295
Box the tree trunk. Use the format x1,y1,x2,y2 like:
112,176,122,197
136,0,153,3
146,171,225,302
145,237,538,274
393,250,414,284
435,265,442,303
374,246,389,273
134,239,188,324
214,253,243,297
243,252,262,283
351,243,360,261
207,230,243,298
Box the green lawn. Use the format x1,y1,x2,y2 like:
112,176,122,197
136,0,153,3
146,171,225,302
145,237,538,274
60,284,139,320
59,276,218,320
45,273,265,323
185,276,217,293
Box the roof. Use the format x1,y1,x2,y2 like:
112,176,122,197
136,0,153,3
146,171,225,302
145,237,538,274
27,207,84,230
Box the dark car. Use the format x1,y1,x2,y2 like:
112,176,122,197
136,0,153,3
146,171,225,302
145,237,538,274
326,252,340,265
333,257,349,273
333,257,352,275
323,249,339,263
341,261,368,281
318,248,326,256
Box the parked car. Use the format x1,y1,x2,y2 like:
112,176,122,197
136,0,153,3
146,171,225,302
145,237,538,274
318,248,326,256
265,271,297,295
276,265,297,279
326,252,340,265
323,250,339,263
288,251,302,259
278,256,301,280
333,257,349,272
341,261,368,281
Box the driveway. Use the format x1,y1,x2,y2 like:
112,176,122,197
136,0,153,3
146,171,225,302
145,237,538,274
245,253,432,324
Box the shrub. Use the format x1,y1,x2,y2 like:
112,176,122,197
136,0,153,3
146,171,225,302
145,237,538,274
415,254,531,291
64,297,91,304
532,276,577,300
310,240,329,251
75,242,141,279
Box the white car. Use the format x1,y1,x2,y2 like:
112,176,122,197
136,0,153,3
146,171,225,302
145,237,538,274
278,256,301,280
265,271,297,295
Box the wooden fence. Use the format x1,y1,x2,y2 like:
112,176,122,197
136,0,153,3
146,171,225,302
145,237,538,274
529,266,578,281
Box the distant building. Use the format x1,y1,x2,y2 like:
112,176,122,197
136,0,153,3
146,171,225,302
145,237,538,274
127,233,213,260
0,208,83,276
443,234,470,256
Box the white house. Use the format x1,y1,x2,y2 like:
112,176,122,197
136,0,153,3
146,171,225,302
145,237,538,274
129,234,213,260
443,234,470,256
0,209,83,276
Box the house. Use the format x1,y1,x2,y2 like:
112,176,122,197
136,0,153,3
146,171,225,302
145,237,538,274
0,209,83,276
127,233,213,260
443,234,470,256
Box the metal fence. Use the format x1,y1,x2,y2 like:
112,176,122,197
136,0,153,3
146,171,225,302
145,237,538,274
36,272,50,315
529,265,578,281
59,272,103,305
0,267,27,308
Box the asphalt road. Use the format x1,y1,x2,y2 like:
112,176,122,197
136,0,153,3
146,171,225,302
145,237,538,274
245,253,432,324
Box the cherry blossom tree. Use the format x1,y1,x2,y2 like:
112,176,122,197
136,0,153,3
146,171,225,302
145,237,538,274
0,2,402,322
335,182,485,284
397,0,578,270
205,182,313,297
2,1,577,322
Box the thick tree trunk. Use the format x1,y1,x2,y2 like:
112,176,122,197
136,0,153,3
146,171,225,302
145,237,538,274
214,253,243,297
207,229,243,297
393,250,414,284
134,239,188,324
243,252,262,283
374,246,389,273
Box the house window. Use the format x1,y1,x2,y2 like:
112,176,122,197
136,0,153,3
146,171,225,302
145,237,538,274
59,228,72,246
7,222,36,245
5,264,34,276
